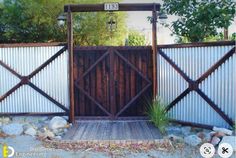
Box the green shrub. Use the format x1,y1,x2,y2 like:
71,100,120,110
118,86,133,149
147,98,169,134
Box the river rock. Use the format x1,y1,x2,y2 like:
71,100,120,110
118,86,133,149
181,126,191,136
55,136,62,139
166,126,182,136
12,116,26,123
38,129,55,138
25,116,48,123
168,134,184,143
205,133,212,142
24,127,37,136
49,116,67,130
2,123,23,135
0,117,11,124
184,135,202,146
53,128,66,136
213,132,226,138
213,127,232,136
211,136,221,146
197,132,212,142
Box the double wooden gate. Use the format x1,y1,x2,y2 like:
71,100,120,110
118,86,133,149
73,46,153,118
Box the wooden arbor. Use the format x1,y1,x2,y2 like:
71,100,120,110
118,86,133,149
64,3,160,123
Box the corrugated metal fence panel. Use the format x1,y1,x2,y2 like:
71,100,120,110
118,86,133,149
0,46,69,113
158,45,235,128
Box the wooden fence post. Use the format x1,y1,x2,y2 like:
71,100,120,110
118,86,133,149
68,7,75,123
152,4,157,99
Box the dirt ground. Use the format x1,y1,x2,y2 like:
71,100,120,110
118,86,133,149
0,135,207,158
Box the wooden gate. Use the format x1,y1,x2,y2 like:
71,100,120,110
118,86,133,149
73,46,153,118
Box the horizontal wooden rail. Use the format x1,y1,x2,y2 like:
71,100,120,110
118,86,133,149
158,41,235,48
0,113,68,116
74,46,152,51
0,42,66,48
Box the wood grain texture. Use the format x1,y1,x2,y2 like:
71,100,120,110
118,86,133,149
64,120,162,140
73,47,153,117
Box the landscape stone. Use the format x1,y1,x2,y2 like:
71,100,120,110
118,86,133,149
53,128,65,136
205,133,212,142
213,132,226,138
64,128,68,133
0,117,11,124
181,126,191,136
213,127,232,136
49,116,67,130
197,132,212,142
191,127,203,133
12,116,26,123
211,136,221,146
55,136,62,139
24,127,37,136
197,132,205,140
168,134,184,143
38,129,55,138
34,122,45,129
25,116,48,123
184,135,202,146
166,126,182,136
210,131,216,136
2,123,23,135
62,116,69,120
203,129,212,133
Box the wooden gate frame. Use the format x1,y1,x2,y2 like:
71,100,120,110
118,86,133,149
64,3,161,123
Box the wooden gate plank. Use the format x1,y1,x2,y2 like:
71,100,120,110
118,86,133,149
75,83,111,116
109,48,116,117
79,54,85,115
116,83,151,117
119,54,125,113
74,47,152,117
91,54,96,115
125,52,131,108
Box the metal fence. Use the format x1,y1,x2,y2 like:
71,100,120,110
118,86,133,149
0,43,69,115
158,41,235,128
0,41,235,129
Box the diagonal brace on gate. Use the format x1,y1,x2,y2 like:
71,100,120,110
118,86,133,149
0,46,69,112
114,50,152,117
74,50,111,116
158,47,235,126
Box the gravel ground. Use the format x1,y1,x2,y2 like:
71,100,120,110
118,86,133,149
0,135,206,158
1,136,236,158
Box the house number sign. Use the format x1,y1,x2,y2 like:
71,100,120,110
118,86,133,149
104,3,119,11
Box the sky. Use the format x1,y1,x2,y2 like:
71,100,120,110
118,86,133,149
122,0,236,44
122,0,176,44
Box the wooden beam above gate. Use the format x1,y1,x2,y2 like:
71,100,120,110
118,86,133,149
64,3,160,12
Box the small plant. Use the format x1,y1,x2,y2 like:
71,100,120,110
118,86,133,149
147,98,169,134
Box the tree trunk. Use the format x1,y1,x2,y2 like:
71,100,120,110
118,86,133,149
224,28,228,40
